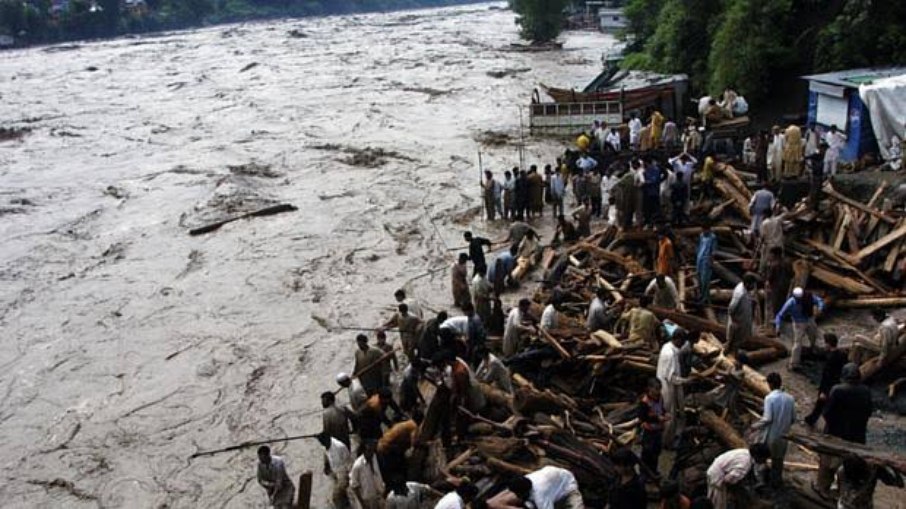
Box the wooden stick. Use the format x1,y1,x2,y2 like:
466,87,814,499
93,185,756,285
190,432,319,458
540,327,573,359
189,203,297,235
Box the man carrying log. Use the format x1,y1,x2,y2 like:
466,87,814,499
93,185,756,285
618,295,662,349
657,328,690,448
775,287,824,371
706,443,770,509
696,223,718,305
751,372,796,487
814,363,873,499
726,274,756,357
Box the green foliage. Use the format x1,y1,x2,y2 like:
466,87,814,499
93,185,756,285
511,0,568,43
623,0,906,106
814,0,906,71
707,0,796,100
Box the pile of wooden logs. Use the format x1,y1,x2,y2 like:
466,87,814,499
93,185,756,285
423,168,906,505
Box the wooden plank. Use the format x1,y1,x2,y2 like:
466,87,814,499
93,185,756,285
884,237,904,273
591,330,623,349
799,239,890,293
596,275,623,304
832,208,851,252
851,220,906,263
296,471,313,509
822,183,896,225
540,327,572,359
809,265,874,295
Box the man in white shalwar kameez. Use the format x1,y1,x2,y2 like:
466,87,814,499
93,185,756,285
656,331,689,447
348,442,385,509
707,444,770,509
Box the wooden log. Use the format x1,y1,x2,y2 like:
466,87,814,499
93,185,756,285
651,307,787,355
742,347,782,365
708,199,737,221
822,183,896,225
788,429,906,475
540,328,572,359
296,471,313,509
888,377,906,400
189,203,298,235
860,332,906,381
591,330,623,350
712,261,742,285
834,297,906,309
809,265,874,295
713,178,752,221
799,240,890,293
850,219,906,264
715,164,752,200
792,258,812,290
700,409,747,449
884,238,904,273
596,275,624,304
575,243,646,274
832,208,852,252
696,333,770,397
485,457,533,476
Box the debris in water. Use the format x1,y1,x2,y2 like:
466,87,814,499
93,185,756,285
227,162,282,178
0,126,32,142
309,143,416,168
475,129,514,146
27,478,97,501
401,86,455,97
103,185,128,199
239,62,259,73
311,314,331,331
287,29,308,38
485,67,531,78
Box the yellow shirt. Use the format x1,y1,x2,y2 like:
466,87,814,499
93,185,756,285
377,419,418,454
702,156,716,182
577,134,591,151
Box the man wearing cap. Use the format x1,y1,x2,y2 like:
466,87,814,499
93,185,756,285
774,287,824,370
815,363,873,498
337,372,368,415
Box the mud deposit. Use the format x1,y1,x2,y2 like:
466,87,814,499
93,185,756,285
0,3,615,507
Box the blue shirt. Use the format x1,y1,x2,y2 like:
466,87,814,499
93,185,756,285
774,294,825,327
696,232,717,264
759,389,796,443
550,174,566,199
488,252,515,282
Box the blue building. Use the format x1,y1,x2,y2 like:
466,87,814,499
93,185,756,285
802,67,906,162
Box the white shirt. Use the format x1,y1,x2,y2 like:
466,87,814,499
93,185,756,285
526,466,579,509
440,316,469,336
657,341,684,386
503,307,529,357
434,491,464,509
825,131,846,158
629,118,642,140
386,482,431,509
349,455,385,504
586,296,607,331
606,131,621,151
326,438,353,478
645,277,679,309
707,449,753,487
540,304,558,330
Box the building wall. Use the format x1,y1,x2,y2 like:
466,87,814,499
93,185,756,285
806,88,878,162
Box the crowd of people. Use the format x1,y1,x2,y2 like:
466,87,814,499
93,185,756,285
251,112,899,508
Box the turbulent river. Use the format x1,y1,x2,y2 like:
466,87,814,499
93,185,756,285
0,4,614,506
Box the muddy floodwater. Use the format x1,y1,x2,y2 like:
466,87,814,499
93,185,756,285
0,4,615,506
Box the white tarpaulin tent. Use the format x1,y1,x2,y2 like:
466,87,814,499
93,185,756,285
859,74,906,160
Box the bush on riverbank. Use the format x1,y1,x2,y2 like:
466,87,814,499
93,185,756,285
622,0,906,105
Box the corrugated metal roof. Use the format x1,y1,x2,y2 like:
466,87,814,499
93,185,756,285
802,67,906,88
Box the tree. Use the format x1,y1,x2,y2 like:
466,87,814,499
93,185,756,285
511,0,568,43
